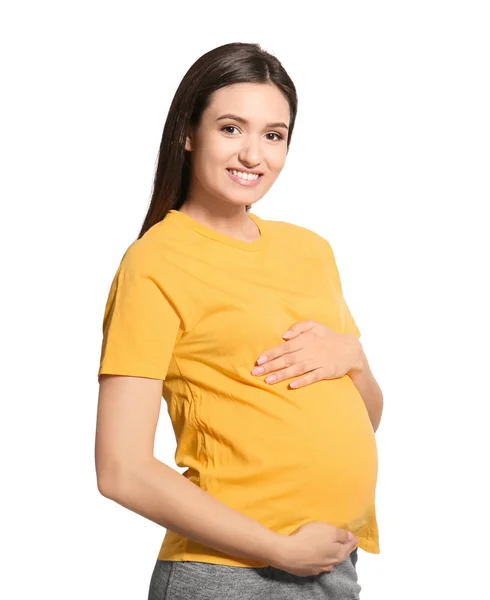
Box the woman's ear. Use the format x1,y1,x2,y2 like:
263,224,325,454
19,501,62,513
184,128,194,152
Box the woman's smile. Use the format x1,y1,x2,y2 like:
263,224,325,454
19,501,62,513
226,168,264,187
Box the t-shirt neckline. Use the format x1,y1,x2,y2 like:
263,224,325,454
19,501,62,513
167,209,265,252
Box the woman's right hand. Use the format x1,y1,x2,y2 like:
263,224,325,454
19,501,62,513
271,521,360,577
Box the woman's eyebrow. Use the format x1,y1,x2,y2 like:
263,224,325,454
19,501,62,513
216,113,289,131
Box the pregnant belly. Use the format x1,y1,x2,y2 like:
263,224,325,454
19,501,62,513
280,376,378,527
192,375,378,531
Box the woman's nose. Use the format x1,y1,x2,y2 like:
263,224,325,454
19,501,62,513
238,138,262,166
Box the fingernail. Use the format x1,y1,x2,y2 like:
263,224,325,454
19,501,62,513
257,356,267,365
348,532,354,540
251,366,264,375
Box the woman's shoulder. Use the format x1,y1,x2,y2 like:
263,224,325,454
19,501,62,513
262,215,331,253
112,220,178,276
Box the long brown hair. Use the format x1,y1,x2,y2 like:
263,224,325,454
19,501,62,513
137,42,298,240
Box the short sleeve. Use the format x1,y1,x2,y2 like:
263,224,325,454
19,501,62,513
341,299,361,339
322,238,362,339
97,252,182,382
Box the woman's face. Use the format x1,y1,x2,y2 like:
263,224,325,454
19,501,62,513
185,82,290,211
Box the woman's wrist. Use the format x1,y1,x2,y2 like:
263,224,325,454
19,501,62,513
346,334,366,375
264,531,294,569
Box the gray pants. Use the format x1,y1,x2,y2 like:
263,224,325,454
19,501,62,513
148,548,360,599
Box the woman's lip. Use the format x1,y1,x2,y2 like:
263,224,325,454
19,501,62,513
226,168,263,175
226,168,263,187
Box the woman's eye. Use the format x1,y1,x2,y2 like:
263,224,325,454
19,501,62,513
221,126,283,141
222,125,239,135
266,132,284,141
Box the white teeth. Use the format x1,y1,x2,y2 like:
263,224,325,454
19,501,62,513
229,169,260,180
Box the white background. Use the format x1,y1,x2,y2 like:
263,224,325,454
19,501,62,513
2,1,489,598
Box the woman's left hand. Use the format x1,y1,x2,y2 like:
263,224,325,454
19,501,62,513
251,320,362,389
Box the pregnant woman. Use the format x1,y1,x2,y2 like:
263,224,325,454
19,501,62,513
95,41,383,600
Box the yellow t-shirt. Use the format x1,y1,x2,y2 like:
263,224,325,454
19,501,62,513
98,209,380,567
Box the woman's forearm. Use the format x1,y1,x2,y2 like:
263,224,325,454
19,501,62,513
348,344,384,433
98,457,286,565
